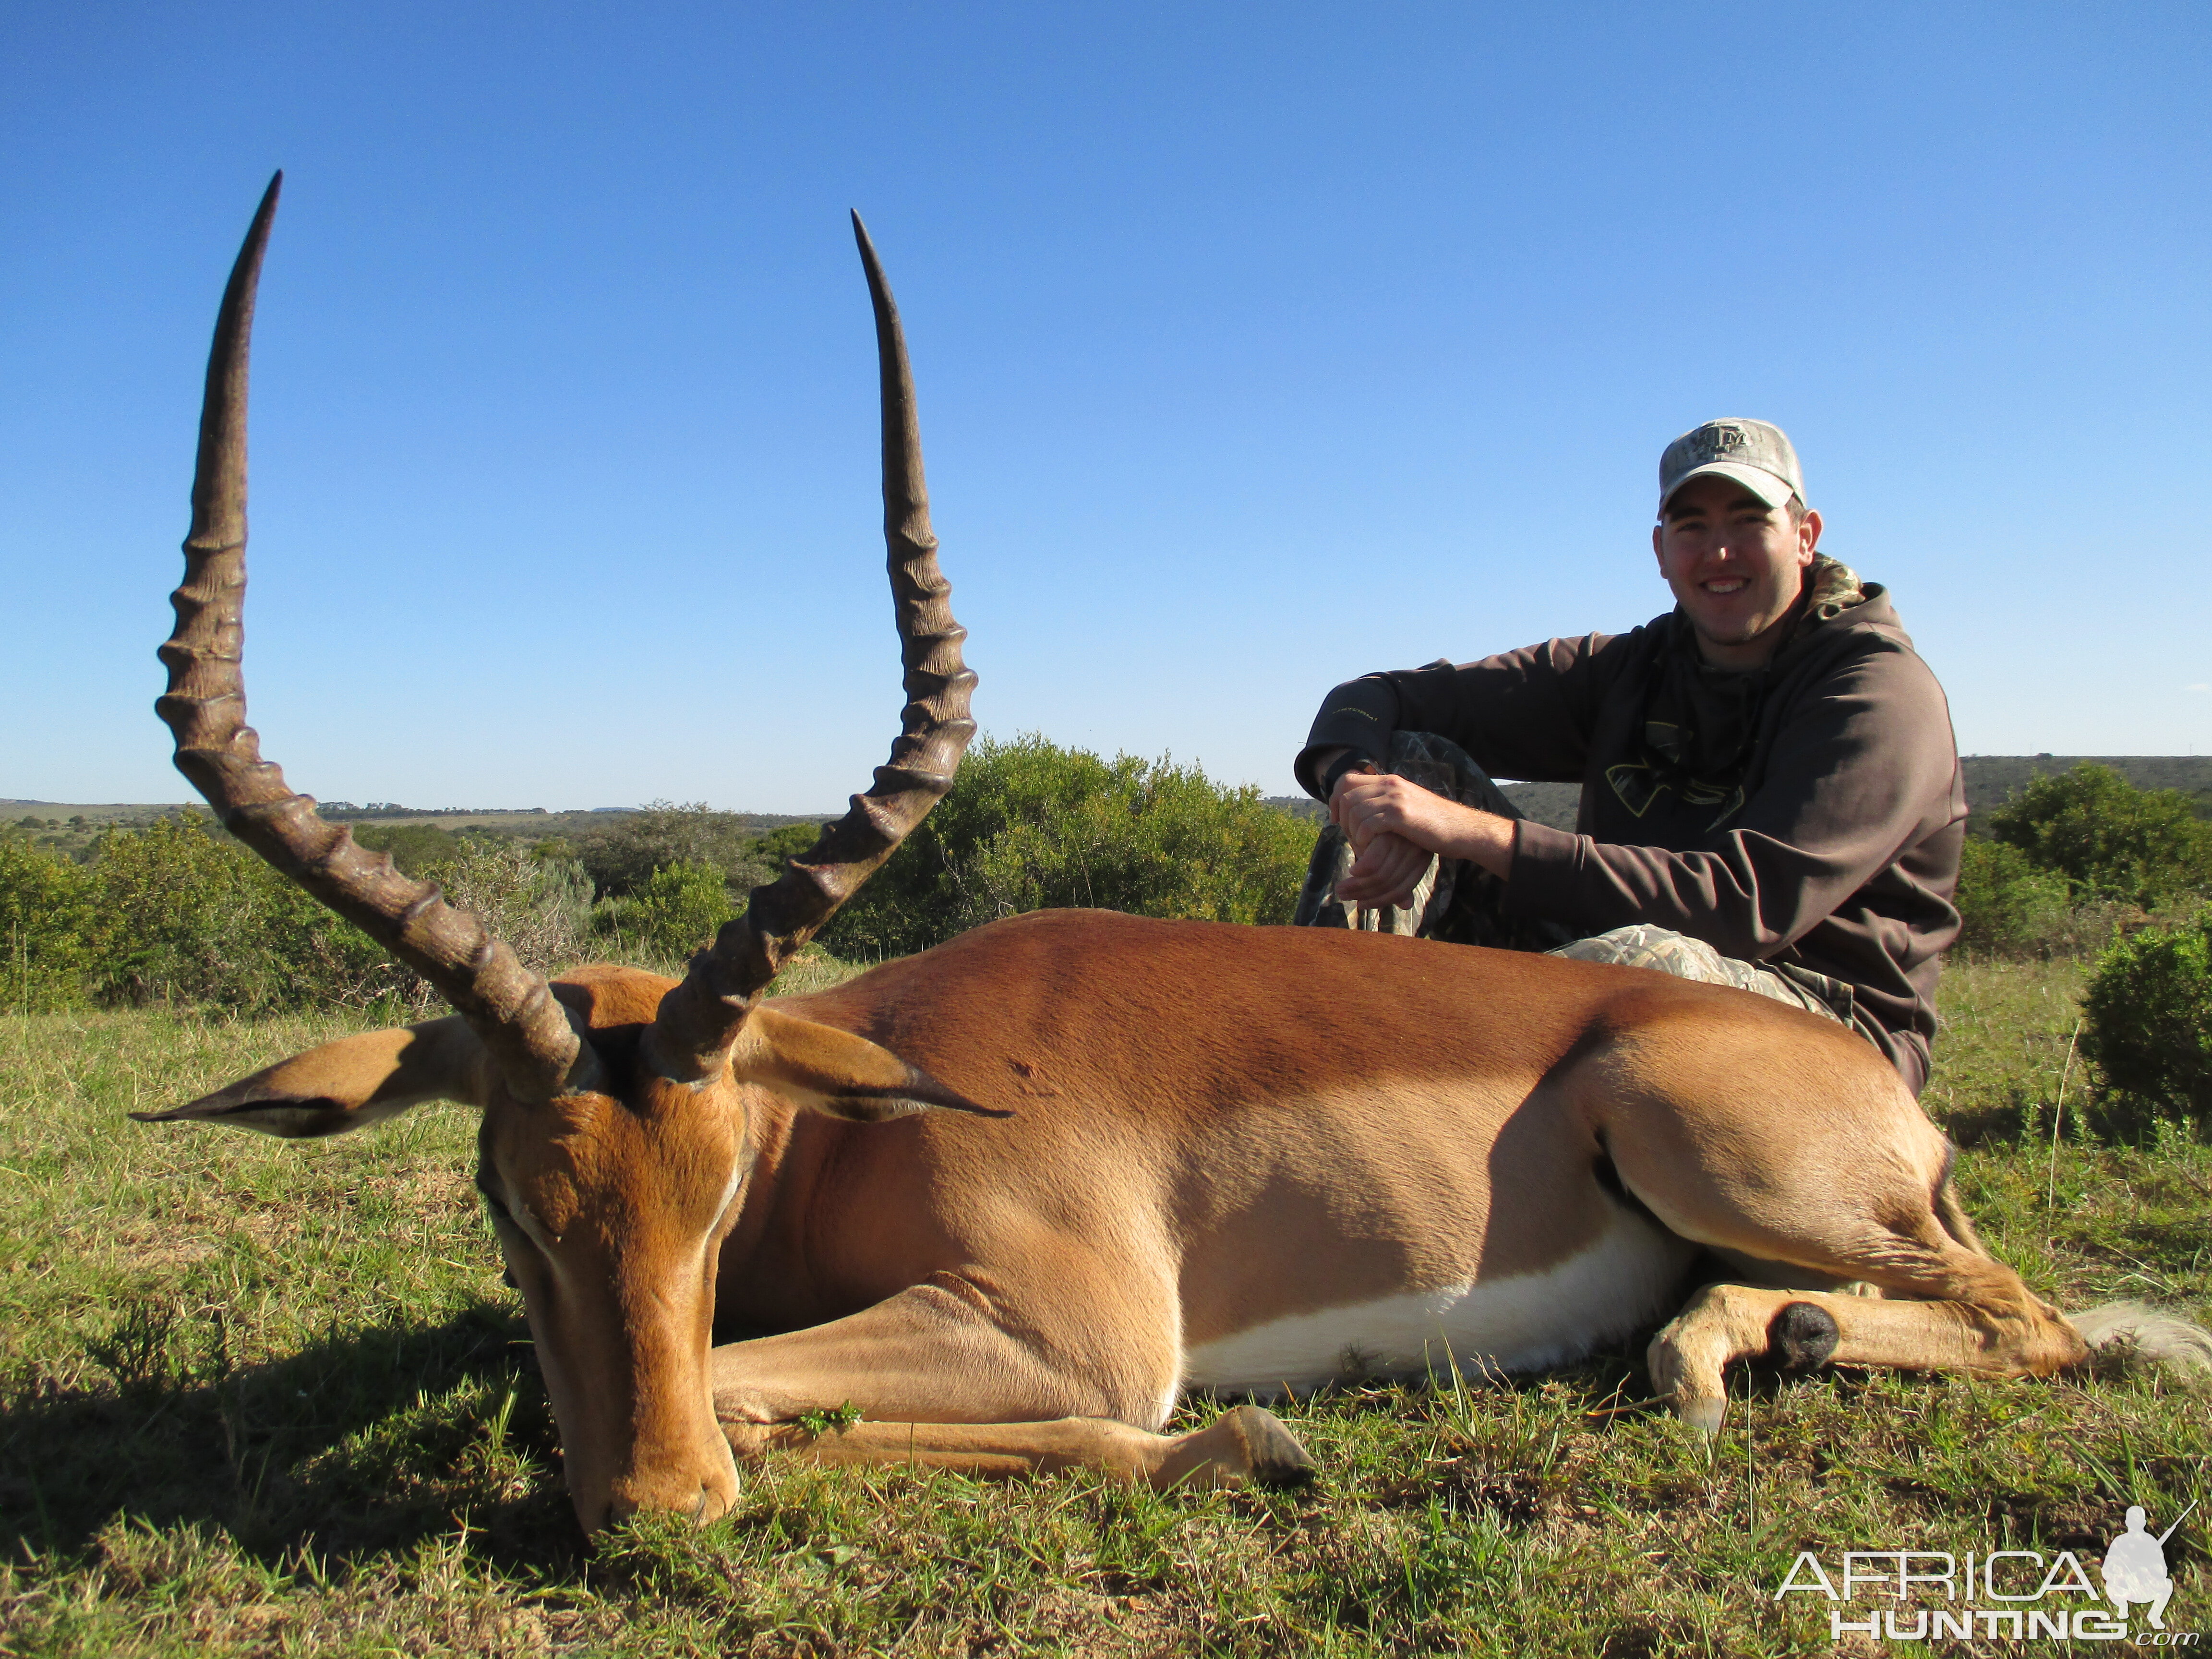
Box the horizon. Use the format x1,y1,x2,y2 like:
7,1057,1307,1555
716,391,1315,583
11,752,2210,822
5,4,2209,810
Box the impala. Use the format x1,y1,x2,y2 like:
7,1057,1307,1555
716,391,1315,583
142,177,2210,1536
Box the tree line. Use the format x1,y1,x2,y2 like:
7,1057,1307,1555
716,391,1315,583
0,735,1318,1016
7,752,2207,1133
1953,762,2212,1132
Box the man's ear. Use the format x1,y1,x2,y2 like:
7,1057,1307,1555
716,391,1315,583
732,1006,1010,1125
132,1016,498,1139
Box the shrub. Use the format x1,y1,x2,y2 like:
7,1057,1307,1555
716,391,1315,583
2080,912,2212,1136
9,808,715,1012
1985,763,2212,909
349,821,465,876
385,837,595,1014
573,803,774,902
75,817,593,1015
0,837,98,1010
1952,838,2079,958
825,734,1321,960
749,821,828,873
89,816,393,1011
592,860,736,966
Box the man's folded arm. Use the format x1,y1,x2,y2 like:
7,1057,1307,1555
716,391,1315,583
1295,632,1622,801
1500,648,1960,960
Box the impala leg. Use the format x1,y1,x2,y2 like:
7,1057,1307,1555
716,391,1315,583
710,1273,1316,1491
1590,1029,2089,1431
1649,1248,2086,1432
721,1405,1315,1491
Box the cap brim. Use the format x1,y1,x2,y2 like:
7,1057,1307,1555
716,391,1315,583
1659,462,1798,515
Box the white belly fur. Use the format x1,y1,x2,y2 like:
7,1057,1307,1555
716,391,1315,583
1181,1209,1696,1394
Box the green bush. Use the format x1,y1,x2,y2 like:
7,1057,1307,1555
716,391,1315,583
2080,912,2212,1135
1986,763,2212,909
90,816,394,1011
0,837,98,1010
4,739,1316,1007
824,734,1321,960
392,837,596,1014
593,860,736,965
1952,837,2078,958
349,821,465,875
5,816,597,1016
6,809,701,1012
750,821,827,872
573,803,773,902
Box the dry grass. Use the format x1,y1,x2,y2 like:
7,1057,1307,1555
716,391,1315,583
0,956,2205,1655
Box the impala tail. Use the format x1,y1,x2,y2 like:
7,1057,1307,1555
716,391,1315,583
2067,1302,2212,1381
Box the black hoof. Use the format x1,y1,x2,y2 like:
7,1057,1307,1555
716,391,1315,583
1222,1404,1318,1489
1771,1300,1840,1370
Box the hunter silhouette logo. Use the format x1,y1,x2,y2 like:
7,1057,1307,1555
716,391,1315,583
2105,1503,2193,1631
1776,1502,2199,1644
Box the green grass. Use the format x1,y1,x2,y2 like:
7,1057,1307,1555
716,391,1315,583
0,957,2206,1655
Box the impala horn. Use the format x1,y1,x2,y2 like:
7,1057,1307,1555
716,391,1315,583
157,173,601,1103
647,213,976,1081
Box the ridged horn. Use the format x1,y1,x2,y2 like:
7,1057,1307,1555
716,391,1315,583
648,212,976,1079
156,173,599,1104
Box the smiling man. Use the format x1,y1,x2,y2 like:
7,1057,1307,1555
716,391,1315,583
1293,419,1964,1094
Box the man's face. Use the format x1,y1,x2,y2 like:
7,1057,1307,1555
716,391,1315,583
1651,474,1822,669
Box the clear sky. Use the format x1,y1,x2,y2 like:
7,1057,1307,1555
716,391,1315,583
4,3,2208,812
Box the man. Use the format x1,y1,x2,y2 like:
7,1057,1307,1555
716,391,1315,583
1293,418,1964,1094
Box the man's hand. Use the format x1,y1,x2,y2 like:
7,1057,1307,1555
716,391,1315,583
1327,768,1516,908
1331,829,1432,907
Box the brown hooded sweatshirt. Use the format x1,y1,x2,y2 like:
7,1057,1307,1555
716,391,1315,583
1295,562,1966,1094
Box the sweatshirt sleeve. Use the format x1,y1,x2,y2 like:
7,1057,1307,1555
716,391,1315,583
1296,632,1625,799
1501,640,1959,961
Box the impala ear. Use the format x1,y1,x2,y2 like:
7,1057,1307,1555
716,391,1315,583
132,1016,499,1139
732,1007,1010,1124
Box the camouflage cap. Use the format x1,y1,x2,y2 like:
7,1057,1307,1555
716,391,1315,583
1659,418,1804,516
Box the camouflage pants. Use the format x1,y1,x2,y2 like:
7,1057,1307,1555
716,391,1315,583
1292,731,1854,1027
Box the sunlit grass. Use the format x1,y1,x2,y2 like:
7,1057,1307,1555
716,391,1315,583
0,957,2204,1654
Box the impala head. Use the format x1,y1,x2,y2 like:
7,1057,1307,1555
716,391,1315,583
135,174,980,1535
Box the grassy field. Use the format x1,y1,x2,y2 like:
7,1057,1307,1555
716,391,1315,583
0,955,2205,1656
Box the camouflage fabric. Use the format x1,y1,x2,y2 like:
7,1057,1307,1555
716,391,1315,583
1292,731,1854,1029
1291,732,1576,952
1547,925,1852,1025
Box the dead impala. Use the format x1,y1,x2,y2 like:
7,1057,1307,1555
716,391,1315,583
142,176,2210,1536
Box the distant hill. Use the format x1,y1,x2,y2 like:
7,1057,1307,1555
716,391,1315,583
1957,756,2212,813
16,757,2211,850
3,801,830,834
1266,757,2212,837
1,800,836,865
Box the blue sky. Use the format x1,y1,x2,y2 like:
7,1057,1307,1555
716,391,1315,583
4,3,2208,811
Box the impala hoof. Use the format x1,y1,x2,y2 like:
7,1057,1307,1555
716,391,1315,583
1672,1393,1726,1435
1771,1300,1841,1370
1220,1404,1318,1489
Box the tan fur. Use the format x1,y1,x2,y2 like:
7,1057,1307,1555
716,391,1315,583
133,1016,493,1137
143,905,2172,1535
